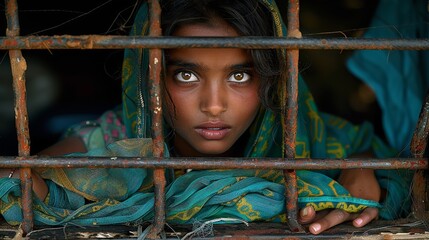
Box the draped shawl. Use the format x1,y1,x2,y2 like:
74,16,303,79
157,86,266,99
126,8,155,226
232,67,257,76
0,0,412,226
347,0,429,156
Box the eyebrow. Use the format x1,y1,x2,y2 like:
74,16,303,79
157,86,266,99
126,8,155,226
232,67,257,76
229,63,254,71
166,59,254,72
166,60,200,70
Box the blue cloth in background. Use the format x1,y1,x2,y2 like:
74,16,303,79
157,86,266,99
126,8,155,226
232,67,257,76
347,0,429,156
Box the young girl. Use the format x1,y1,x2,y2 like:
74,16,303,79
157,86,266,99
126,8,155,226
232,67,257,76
0,0,412,235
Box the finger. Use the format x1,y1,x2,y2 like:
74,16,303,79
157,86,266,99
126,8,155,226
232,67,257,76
299,206,332,224
308,209,350,235
299,206,316,224
352,207,379,227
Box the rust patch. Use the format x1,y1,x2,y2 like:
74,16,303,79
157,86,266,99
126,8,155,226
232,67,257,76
5,0,34,235
147,0,166,238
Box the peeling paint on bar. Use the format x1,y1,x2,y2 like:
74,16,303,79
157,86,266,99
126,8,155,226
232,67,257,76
147,0,166,238
283,0,303,232
410,93,429,219
5,0,33,235
0,36,429,50
0,157,426,169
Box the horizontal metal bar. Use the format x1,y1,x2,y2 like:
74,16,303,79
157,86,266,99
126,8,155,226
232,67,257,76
1,36,429,50
0,157,426,170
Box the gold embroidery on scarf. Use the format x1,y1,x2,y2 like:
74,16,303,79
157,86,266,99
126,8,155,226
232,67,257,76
295,141,310,158
54,169,97,201
0,197,18,214
326,137,346,158
327,117,348,129
92,205,104,212
307,202,367,213
168,206,203,221
335,202,367,212
307,202,335,211
305,96,324,142
278,213,287,223
298,181,324,197
222,197,240,206
236,198,261,220
328,180,346,197
257,170,281,182
263,189,274,197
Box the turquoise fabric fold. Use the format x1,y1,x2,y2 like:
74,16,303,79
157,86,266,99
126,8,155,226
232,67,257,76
347,0,429,156
0,139,382,226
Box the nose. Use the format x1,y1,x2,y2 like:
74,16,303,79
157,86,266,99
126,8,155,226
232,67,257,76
200,81,227,117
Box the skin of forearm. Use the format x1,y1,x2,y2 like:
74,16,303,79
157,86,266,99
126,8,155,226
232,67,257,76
0,168,48,200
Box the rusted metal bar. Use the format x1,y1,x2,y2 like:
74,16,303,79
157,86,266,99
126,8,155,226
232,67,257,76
410,92,429,220
411,92,429,158
10,219,429,239
0,157,426,169
0,36,428,50
147,0,166,238
283,0,304,233
4,0,33,235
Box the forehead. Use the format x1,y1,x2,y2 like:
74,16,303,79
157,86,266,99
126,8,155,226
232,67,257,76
173,20,240,37
166,20,251,67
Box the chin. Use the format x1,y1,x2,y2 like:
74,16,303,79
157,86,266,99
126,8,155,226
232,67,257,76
198,149,227,156
196,144,231,156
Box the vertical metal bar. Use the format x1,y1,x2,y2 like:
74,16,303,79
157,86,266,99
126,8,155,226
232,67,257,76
4,0,33,235
410,92,429,220
283,0,304,232
147,0,166,238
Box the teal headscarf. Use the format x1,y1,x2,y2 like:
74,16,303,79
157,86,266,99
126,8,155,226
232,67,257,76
0,0,412,226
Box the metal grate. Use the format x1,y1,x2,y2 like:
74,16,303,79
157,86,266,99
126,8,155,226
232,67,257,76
2,0,429,238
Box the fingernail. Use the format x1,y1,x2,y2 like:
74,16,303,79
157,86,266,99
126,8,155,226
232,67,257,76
302,207,308,217
311,223,321,233
355,218,363,226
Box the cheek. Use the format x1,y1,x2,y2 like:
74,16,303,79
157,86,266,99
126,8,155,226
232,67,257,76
163,81,179,125
243,82,261,107
164,84,191,120
245,92,261,119
232,84,261,120
246,85,262,121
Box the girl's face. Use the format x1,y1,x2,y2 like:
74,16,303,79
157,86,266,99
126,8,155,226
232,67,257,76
165,20,261,157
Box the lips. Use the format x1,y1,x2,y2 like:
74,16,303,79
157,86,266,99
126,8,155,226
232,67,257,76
195,122,231,140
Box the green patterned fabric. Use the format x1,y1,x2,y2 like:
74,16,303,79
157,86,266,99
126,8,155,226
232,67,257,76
0,0,412,226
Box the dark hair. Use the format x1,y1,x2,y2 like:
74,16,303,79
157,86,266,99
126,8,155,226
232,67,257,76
160,0,282,110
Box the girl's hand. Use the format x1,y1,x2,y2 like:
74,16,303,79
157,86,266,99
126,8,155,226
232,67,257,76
299,205,379,234
299,169,381,234
338,169,381,202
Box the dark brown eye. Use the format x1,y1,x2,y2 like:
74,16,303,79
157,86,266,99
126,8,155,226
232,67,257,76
181,72,191,80
234,73,244,80
229,72,250,82
175,71,198,82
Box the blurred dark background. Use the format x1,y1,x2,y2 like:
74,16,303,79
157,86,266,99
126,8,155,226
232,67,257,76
0,0,382,155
